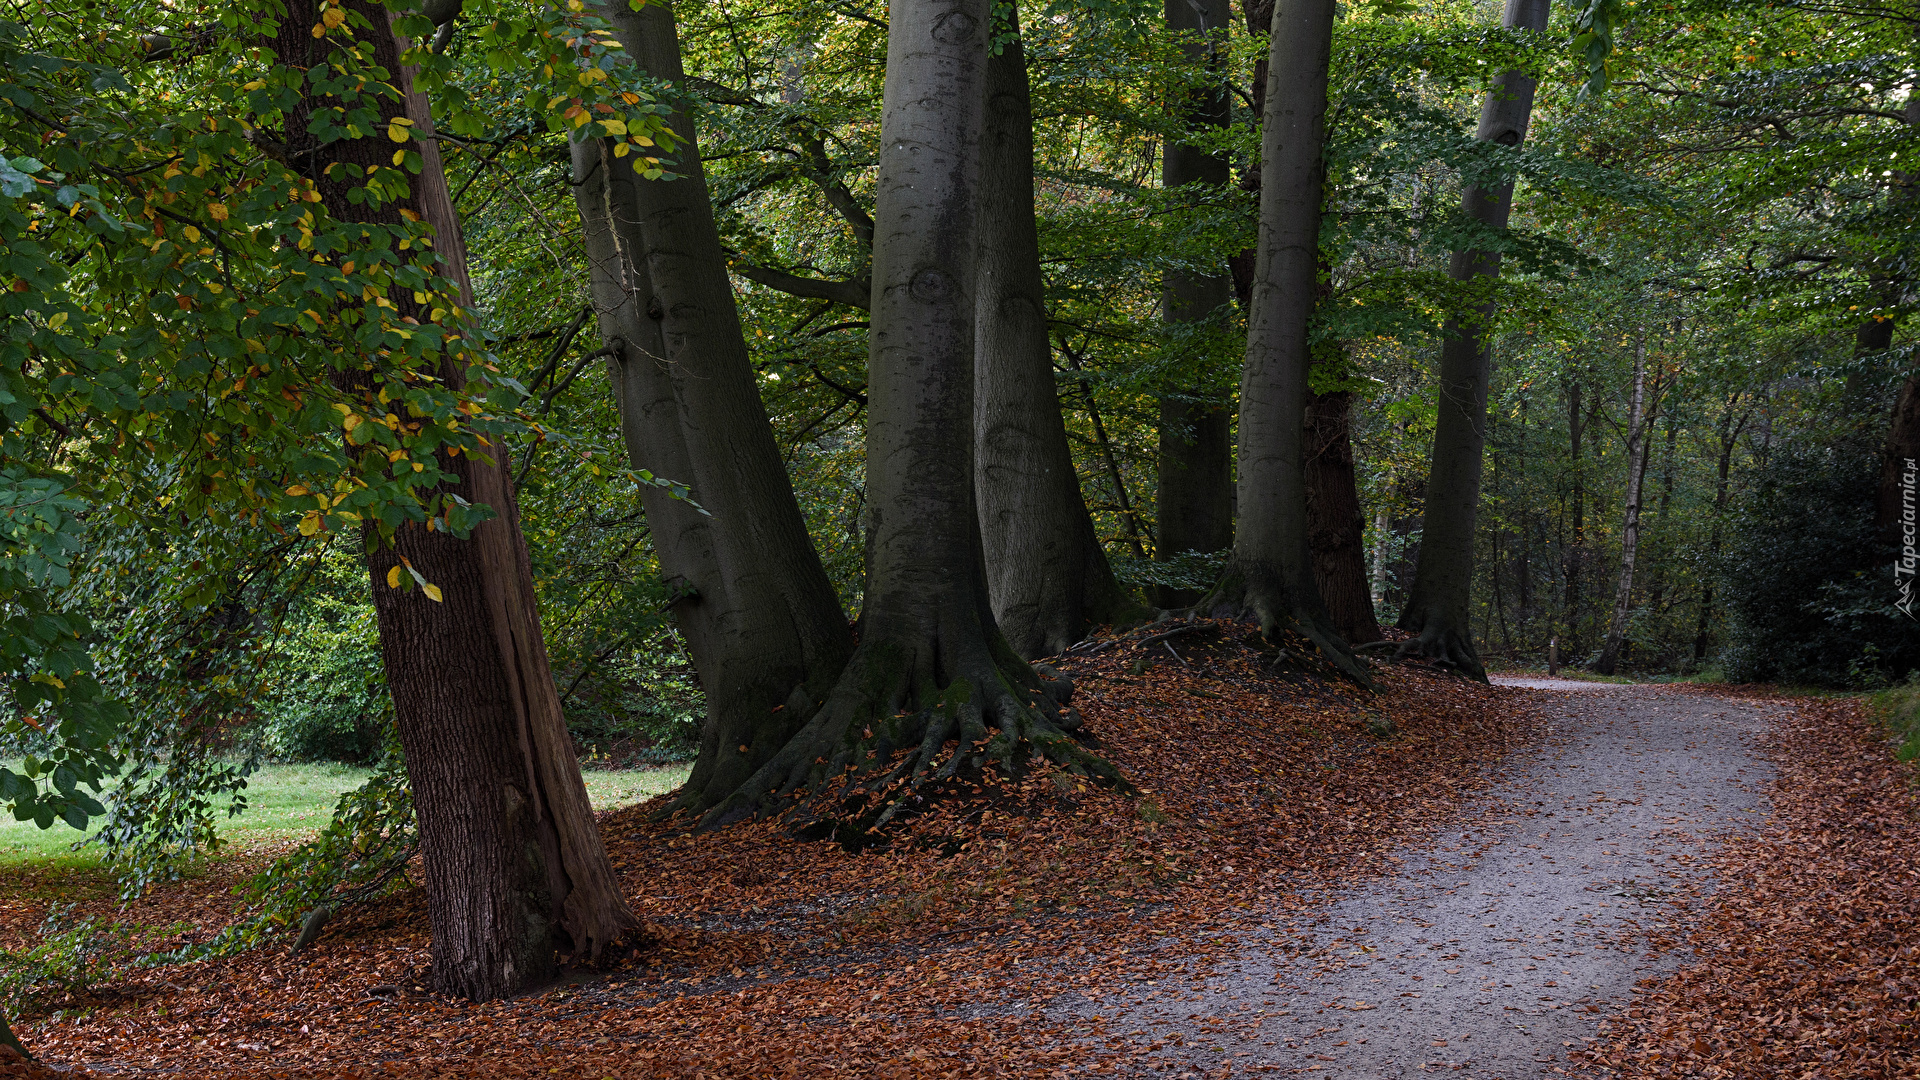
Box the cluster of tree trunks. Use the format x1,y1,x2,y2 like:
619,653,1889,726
187,0,1569,1017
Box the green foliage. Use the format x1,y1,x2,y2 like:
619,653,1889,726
258,543,387,765
1869,679,1920,762
0,473,122,833
0,905,151,1018
1720,438,1920,688
203,740,415,957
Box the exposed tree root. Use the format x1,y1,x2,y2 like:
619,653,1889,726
691,631,1129,837
1391,607,1488,683
1201,562,1372,686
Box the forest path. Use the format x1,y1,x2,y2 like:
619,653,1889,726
1085,681,1781,1078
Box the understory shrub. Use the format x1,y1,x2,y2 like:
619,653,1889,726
1719,439,1920,687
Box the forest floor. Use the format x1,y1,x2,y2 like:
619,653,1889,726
0,622,1915,1078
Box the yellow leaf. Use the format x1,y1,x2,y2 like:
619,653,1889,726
614,142,630,158
298,512,321,536
422,583,444,603
343,414,362,431
208,203,229,222
387,565,403,589
242,80,266,91
321,6,346,28
393,148,407,166
600,118,627,135
388,121,411,143
182,225,201,242
286,484,309,497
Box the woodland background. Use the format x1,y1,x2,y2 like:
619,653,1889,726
0,0,1916,1051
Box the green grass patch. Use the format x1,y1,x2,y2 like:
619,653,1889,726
0,761,690,869
1869,682,1920,761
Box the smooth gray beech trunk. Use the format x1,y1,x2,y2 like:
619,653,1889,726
703,0,1120,825
575,0,853,822
1393,0,1551,681
1200,0,1366,682
1595,331,1656,675
974,12,1146,659
1154,0,1236,609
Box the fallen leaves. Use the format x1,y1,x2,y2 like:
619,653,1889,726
1578,687,1920,1079
3,621,1540,1077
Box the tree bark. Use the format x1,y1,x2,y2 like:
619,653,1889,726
1872,90,1920,531
1595,331,1656,675
697,0,1121,828
1154,0,1237,609
578,0,855,821
1693,395,1748,665
1304,389,1382,643
0,1011,28,1062
1564,377,1586,657
1393,0,1551,681
974,10,1147,658
267,2,637,1000
1199,0,1366,682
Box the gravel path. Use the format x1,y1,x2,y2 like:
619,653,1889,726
1096,682,1781,1078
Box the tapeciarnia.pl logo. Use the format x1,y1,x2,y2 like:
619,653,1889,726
1901,457,1918,619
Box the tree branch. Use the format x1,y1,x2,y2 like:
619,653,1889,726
731,263,870,309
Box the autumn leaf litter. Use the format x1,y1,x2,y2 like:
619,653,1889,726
8,624,1907,1077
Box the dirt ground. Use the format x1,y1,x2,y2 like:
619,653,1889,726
3,631,1915,1078
1069,680,1781,1077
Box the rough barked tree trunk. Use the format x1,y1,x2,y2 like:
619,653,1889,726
1393,0,1551,681
700,0,1121,827
271,2,637,1000
1595,331,1657,675
1199,0,1366,682
579,0,855,821
1304,389,1382,644
974,10,1147,658
1155,0,1236,609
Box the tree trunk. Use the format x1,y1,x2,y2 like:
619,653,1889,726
579,0,855,821
1200,0,1366,682
1564,377,1586,658
268,2,637,1000
1304,389,1382,643
1393,0,1552,681
1595,331,1655,675
0,1011,28,1062
974,9,1146,658
1693,395,1748,665
1872,90,1920,531
692,0,1120,829
1154,0,1237,609
1875,320,1919,534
